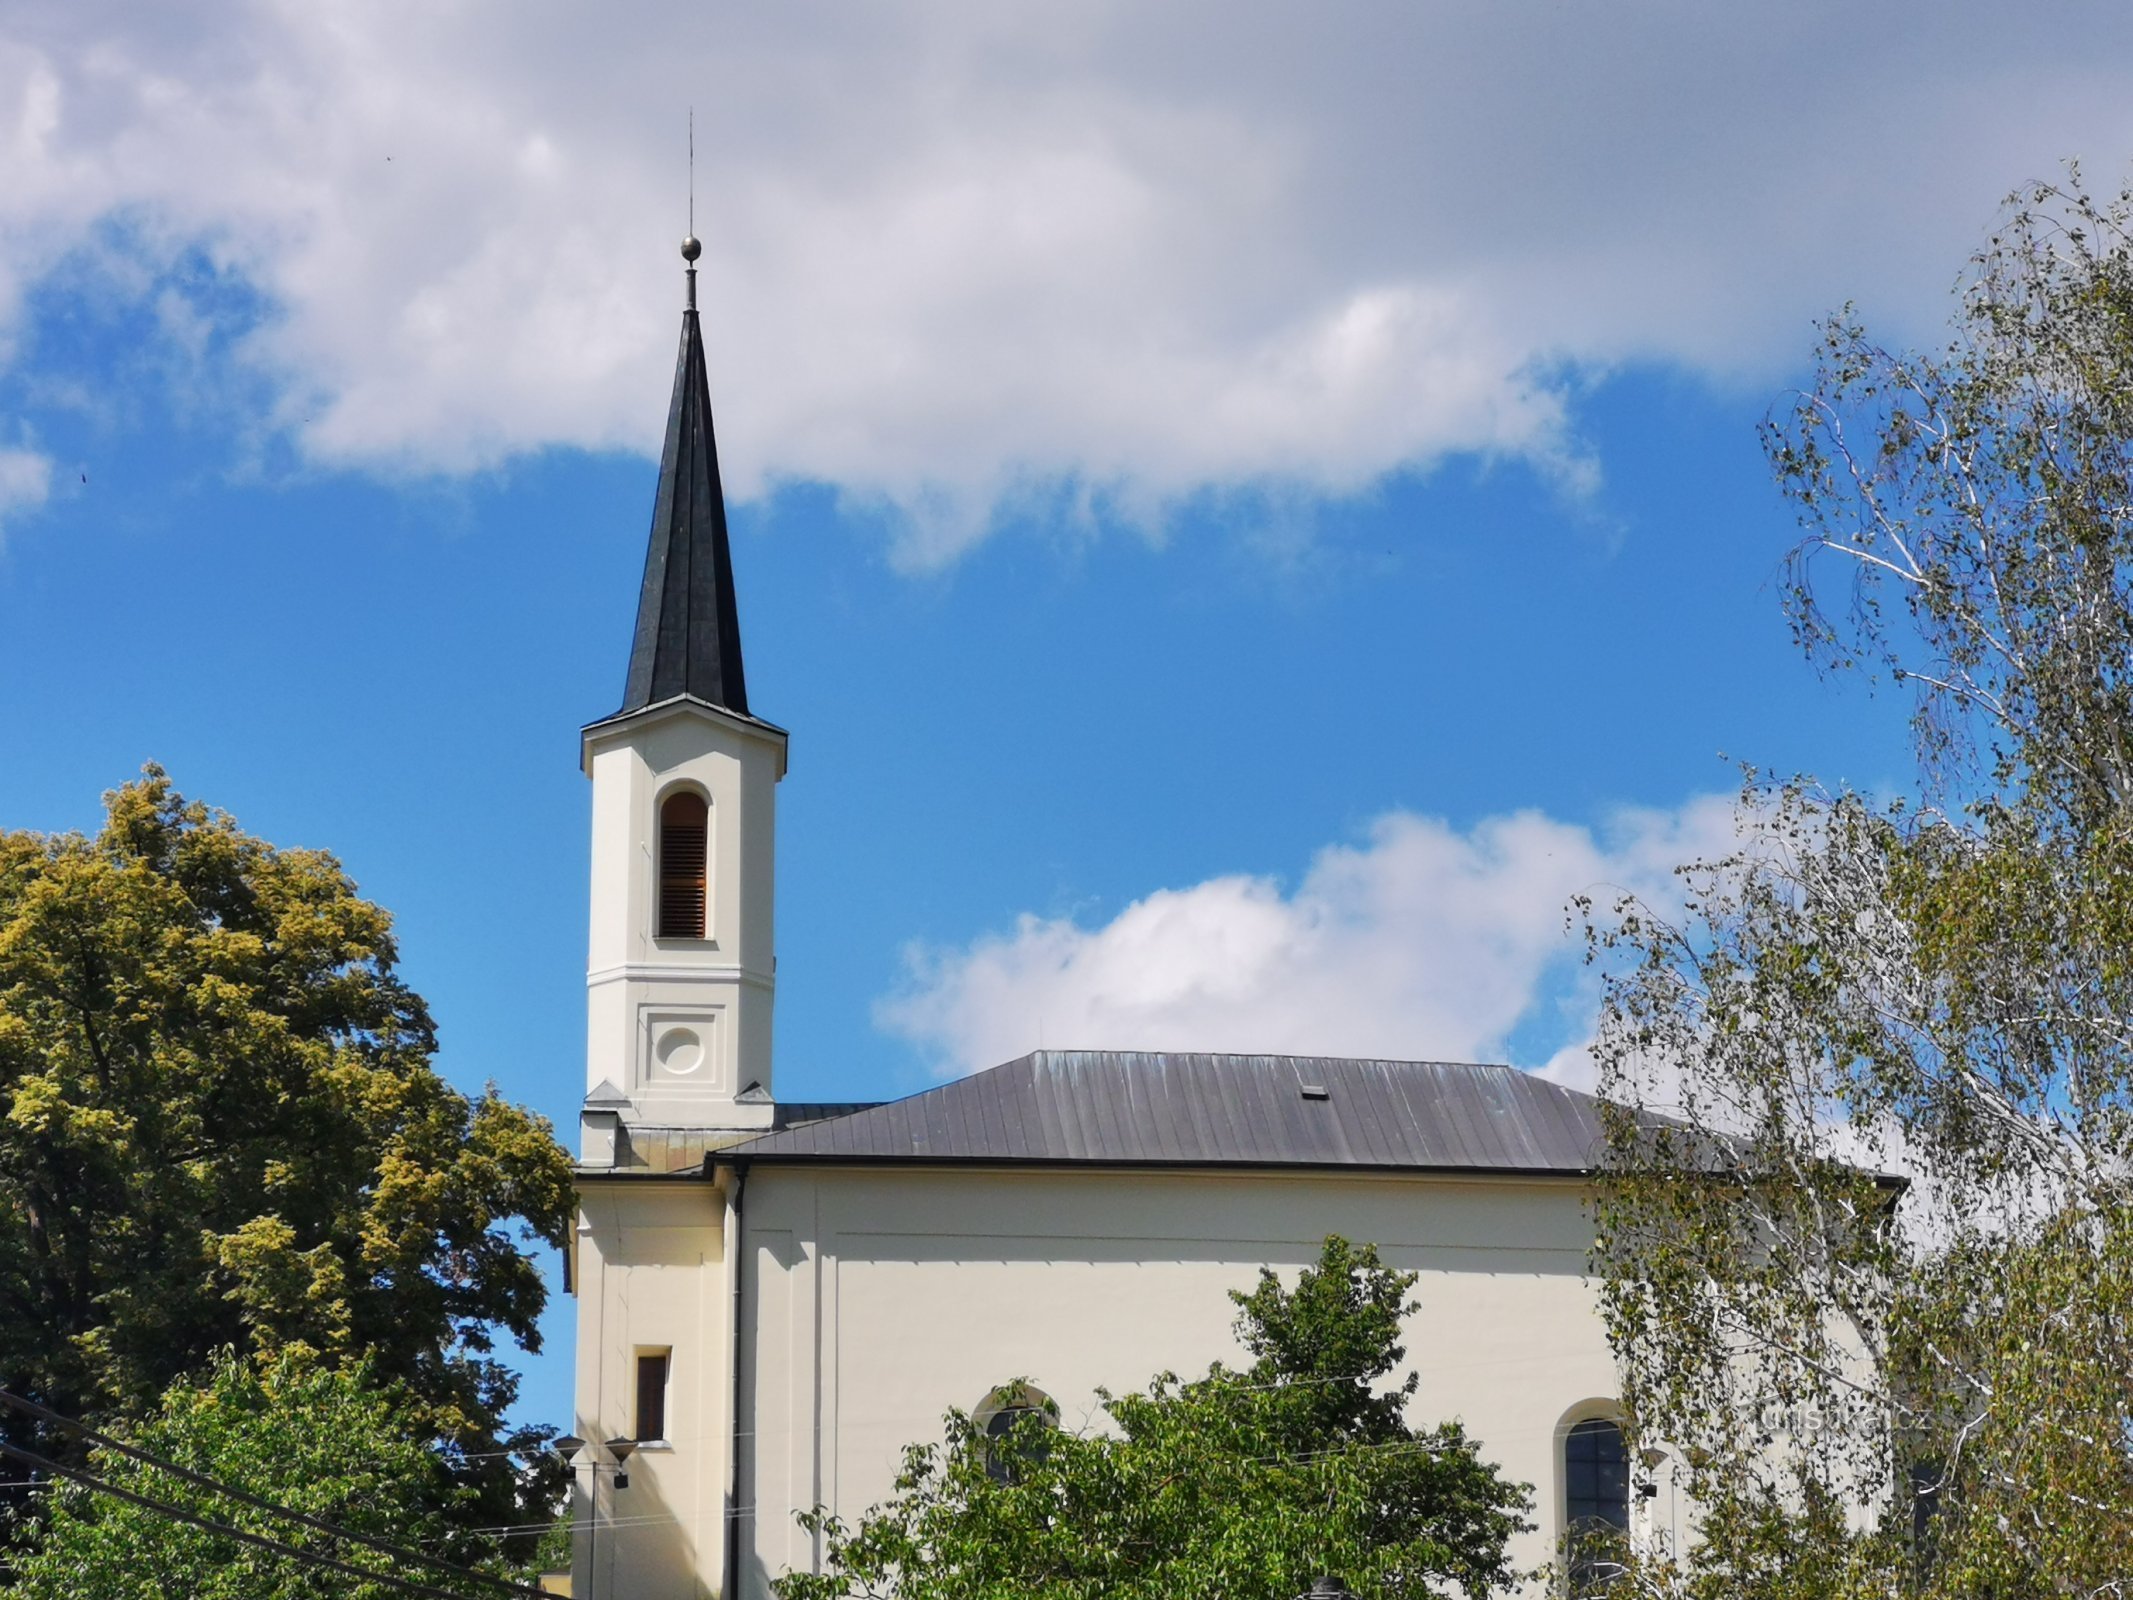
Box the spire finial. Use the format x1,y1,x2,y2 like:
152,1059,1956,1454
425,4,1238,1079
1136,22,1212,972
681,108,700,311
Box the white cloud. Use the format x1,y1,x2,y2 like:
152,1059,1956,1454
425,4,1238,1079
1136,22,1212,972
7,3,2133,557
0,446,51,539
878,795,1742,1081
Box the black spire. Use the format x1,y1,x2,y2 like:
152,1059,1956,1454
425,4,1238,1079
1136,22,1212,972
619,236,749,717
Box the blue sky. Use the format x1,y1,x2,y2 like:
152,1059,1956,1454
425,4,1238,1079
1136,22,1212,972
5,0,2132,1437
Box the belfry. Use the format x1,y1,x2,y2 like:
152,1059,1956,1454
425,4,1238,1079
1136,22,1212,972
578,235,787,1163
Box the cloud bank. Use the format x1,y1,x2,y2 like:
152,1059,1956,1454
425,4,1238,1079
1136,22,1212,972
879,796,1743,1085
8,4,2133,556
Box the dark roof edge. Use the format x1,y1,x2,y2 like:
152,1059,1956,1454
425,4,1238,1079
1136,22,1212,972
574,1165,714,1182
694,1152,1909,1191
704,1151,1600,1179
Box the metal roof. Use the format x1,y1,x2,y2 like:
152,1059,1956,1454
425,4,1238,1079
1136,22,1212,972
616,259,750,719
719,1052,1619,1173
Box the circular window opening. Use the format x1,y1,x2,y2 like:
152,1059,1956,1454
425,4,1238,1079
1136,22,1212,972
655,1027,704,1075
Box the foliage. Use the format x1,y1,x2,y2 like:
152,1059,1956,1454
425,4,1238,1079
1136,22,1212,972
0,768,574,1554
12,1349,529,1599
776,1236,1533,1600
1583,171,2133,1595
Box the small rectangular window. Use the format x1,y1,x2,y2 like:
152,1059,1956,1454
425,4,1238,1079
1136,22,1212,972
635,1351,671,1444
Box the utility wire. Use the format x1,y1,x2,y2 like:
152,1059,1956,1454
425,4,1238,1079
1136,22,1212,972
0,1437,533,1600
0,1388,552,1600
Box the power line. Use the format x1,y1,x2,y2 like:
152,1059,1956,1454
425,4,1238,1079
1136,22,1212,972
0,1437,529,1600
0,1388,553,1600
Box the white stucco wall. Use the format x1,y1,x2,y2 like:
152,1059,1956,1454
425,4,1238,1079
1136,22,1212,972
734,1163,1642,1599
572,1176,733,1600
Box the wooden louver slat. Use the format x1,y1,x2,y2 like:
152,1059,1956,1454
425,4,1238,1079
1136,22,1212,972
658,793,708,939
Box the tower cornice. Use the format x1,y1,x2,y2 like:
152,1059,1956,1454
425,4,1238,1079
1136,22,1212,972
580,693,789,779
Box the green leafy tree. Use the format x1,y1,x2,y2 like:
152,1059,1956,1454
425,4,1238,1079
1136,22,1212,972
0,769,574,1554
1583,170,2133,1596
13,1350,533,1599
777,1236,1533,1600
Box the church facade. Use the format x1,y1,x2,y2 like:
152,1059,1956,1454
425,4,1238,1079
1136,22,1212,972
565,249,1666,1599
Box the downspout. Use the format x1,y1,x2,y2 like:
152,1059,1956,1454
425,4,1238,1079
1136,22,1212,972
721,1157,750,1600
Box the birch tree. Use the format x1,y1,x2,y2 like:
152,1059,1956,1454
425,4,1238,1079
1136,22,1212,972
1587,171,2133,1598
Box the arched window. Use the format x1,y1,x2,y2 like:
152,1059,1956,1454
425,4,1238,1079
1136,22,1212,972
1564,1417,1630,1595
975,1384,1056,1484
658,791,708,938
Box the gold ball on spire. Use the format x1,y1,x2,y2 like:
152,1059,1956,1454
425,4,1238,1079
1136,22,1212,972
680,235,702,263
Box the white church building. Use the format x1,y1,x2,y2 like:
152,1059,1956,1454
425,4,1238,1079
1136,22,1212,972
565,245,1660,1599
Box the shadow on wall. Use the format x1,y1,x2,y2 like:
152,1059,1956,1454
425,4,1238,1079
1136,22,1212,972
574,1446,707,1600
742,1532,776,1600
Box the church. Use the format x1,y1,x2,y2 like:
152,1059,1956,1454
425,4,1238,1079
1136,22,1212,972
564,242,1661,1599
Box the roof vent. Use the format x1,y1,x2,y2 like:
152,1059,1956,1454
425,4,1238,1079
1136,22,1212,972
1299,1083,1329,1101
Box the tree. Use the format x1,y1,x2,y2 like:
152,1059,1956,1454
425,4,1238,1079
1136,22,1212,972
0,769,574,1556
776,1236,1533,1600
12,1349,543,1599
1583,171,2133,1596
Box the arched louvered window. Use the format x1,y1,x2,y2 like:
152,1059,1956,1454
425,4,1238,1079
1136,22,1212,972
658,791,708,938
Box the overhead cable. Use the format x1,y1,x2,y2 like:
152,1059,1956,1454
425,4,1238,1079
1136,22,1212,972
0,1388,552,1600
0,1437,537,1600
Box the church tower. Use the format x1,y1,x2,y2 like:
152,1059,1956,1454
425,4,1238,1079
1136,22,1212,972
579,236,785,1161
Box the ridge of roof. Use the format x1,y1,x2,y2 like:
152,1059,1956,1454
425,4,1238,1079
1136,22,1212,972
718,1050,1615,1173
617,259,749,719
